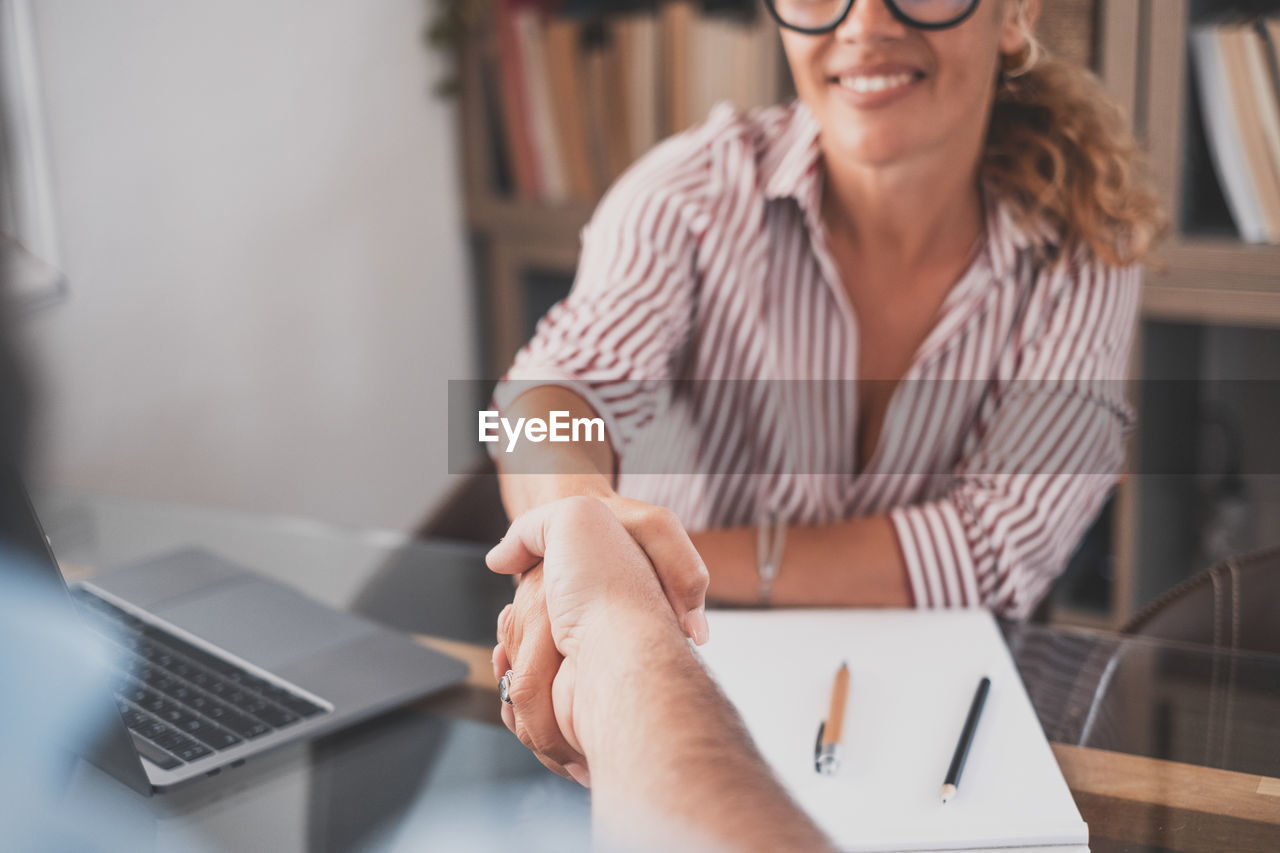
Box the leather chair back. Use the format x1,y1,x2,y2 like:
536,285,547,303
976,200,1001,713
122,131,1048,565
1122,545,1280,656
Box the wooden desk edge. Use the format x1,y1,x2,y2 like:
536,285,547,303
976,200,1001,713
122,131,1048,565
412,635,1280,828
416,635,497,691
1051,743,1280,825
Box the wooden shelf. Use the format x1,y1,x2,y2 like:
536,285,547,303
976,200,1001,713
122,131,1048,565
1157,238,1280,281
466,197,593,248
1143,284,1280,328
1137,0,1280,330
1143,240,1280,327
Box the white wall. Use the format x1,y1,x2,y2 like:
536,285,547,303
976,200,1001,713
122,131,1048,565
20,1,474,530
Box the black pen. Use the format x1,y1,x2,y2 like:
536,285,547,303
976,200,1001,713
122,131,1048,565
941,676,990,804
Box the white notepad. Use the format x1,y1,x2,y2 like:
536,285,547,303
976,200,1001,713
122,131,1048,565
698,610,1088,852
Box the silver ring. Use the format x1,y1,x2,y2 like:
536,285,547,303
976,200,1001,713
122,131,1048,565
499,669,515,706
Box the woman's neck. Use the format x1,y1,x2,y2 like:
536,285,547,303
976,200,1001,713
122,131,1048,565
819,145,984,276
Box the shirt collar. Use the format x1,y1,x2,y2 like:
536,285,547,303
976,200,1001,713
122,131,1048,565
759,101,1058,282
980,181,1059,282
760,101,824,211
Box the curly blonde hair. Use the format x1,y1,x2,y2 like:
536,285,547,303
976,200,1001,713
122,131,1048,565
983,10,1166,267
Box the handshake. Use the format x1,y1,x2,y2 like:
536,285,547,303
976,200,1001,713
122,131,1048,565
486,497,829,852
487,496,707,787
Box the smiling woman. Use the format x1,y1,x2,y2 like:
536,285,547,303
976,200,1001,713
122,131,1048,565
493,0,1164,663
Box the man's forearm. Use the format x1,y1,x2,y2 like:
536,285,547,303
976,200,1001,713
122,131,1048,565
575,618,833,853
691,516,913,608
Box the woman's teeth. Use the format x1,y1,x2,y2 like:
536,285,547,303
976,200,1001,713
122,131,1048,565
836,73,916,94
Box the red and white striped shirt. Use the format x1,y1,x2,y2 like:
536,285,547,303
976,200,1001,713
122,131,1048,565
500,101,1139,619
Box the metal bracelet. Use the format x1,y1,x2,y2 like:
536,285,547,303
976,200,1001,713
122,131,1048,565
756,512,786,605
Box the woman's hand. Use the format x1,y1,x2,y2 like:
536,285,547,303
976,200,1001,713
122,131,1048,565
491,564,588,783
489,495,709,786
596,494,710,643
495,387,711,642
489,497,686,785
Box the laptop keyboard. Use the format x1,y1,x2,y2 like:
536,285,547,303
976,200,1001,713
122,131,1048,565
72,587,329,771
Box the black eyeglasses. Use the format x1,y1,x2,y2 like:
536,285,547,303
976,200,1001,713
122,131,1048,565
763,0,980,35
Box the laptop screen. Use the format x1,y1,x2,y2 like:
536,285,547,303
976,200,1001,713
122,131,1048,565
0,466,153,795
0,466,69,590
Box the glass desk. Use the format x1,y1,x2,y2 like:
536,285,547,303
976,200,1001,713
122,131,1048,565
32,491,1280,852
1006,624,1280,851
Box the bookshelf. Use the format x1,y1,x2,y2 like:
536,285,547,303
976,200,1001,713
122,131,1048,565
1140,0,1280,327
455,0,1280,629
458,0,786,375
1076,0,1280,630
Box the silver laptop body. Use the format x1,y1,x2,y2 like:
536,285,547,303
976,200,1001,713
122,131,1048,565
2,470,468,793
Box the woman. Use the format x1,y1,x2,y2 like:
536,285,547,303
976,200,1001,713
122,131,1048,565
493,0,1163,732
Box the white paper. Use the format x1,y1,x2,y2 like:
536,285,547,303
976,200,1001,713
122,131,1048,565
698,610,1088,852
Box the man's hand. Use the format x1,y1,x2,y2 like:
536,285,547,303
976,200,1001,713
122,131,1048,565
488,497,688,785
488,498,834,853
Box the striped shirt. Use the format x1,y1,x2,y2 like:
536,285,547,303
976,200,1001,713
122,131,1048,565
499,101,1139,619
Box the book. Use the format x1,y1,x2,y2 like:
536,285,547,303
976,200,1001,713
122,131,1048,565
514,5,569,203
616,12,660,164
684,10,780,133
688,11,739,122
661,0,695,134
1034,0,1094,69
698,610,1090,852
543,19,597,202
1257,18,1280,217
1219,24,1280,242
600,23,635,182
732,13,781,114
1265,17,1280,98
483,1,780,202
581,25,616,196
495,0,541,199
1241,23,1280,240
478,43,515,196
1190,25,1268,243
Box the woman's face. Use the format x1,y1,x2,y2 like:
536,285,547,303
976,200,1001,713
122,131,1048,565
781,0,1033,170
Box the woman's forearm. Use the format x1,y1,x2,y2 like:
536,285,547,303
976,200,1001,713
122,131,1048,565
691,515,914,607
495,386,619,517
494,386,913,608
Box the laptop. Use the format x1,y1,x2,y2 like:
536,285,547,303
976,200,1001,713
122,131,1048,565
0,467,469,794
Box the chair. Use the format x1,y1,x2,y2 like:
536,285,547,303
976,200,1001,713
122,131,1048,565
1121,544,1280,656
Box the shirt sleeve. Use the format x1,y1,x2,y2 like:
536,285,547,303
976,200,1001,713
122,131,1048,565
493,135,707,457
889,257,1141,620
